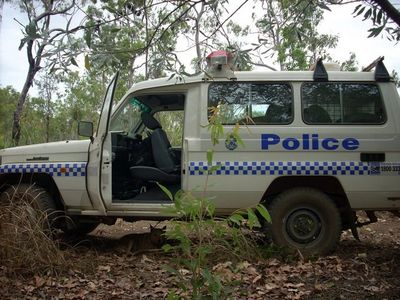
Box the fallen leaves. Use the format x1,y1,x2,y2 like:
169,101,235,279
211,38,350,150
0,213,399,299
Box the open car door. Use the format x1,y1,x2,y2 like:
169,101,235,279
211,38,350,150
86,73,119,213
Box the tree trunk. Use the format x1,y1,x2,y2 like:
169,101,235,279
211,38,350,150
12,35,44,145
12,65,37,145
46,98,50,143
194,2,205,72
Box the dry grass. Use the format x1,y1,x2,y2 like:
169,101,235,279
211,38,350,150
0,186,67,276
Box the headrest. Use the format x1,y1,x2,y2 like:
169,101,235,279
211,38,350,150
141,112,161,130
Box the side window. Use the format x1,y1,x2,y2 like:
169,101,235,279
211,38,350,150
153,110,184,147
208,83,293,124
109,100,142,134
302,83,386,124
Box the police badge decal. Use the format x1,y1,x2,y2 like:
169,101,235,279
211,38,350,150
225,134,238,150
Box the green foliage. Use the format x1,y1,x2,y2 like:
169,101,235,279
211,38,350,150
0,87,19,148
0,86,61,147
160,106,271,298
391,70,400,88
6,1,394,148
352,3,400,41
83,0,185,83
162,190,270,299
205,106,224,146
340,52,359,71
0,69,115,147
256,0,338,70
154,110,184,147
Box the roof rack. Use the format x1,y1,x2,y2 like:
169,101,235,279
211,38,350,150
312,58,328,82
362,56,391,82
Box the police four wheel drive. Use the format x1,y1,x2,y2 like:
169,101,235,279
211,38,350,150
1,52,399,254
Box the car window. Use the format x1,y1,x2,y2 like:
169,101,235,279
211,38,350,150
302,83,386,124
208,82,293,125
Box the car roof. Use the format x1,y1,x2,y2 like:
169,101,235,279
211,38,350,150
125,70,379,94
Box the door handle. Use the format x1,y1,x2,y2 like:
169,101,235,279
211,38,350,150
360,152,385,162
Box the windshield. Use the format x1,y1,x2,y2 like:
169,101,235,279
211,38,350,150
109,97,151,134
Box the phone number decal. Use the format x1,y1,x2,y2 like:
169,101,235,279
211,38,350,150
370,163,400,176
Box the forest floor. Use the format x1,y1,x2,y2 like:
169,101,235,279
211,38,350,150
1,212,399,299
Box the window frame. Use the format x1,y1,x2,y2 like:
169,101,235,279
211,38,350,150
207,81,295,125
300,81,387,126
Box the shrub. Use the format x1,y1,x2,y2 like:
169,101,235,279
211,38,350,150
161,187,270,299
0,185,66,276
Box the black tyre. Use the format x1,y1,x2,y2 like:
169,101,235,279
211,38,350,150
0,183,59,230
268,187,341,255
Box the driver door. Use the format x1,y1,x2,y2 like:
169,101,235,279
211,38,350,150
86,73,119,213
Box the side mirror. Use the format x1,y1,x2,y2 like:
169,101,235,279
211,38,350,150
78,121,93,139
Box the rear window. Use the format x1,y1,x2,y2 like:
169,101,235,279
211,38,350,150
302,83,386,124
208,82,293,125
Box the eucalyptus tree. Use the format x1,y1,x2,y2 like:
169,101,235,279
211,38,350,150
82,0,200,85
255,0,338,71
177,0,253,72
326,0,400,41
10,0,85,145
0,87,19,148
34,74,58,142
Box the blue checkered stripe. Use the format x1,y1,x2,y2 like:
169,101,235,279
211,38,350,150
188,161,370,176
0,163,86,177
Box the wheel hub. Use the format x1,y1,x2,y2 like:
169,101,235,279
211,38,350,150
286,209,322,244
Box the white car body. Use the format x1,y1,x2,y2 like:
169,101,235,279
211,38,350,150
1,58,399,252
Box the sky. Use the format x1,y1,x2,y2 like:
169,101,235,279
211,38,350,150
0,1,400,97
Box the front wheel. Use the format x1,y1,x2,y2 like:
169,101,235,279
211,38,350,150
0,183,59,232
267,187,341,255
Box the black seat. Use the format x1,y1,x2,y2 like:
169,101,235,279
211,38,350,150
129,112,180,184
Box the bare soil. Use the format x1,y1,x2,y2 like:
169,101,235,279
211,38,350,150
1,212,399,299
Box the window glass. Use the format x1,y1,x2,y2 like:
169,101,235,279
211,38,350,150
208,83,293,124
302,83,386,124
153,110,184,147
109,99,142,135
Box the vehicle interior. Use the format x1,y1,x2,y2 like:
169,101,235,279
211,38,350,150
109,93,185,203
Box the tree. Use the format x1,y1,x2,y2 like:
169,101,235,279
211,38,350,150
34,74,57,142
83,0,200,84
0,86,51,147
0,87,19,148
255,0,338,71
326,0,400,41
340,52,359,71
11,0,84,145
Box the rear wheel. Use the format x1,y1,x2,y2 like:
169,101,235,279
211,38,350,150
268,187,341,255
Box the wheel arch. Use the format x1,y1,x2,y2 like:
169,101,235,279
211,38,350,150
261,176,353,228
0,173,65,210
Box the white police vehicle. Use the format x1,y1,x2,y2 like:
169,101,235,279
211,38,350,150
1,52,399,254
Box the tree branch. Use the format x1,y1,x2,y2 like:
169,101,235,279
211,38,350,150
250,61,277,71
370,0,400,27
202,0,249,40
35,0,76,23
26,39,35,67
